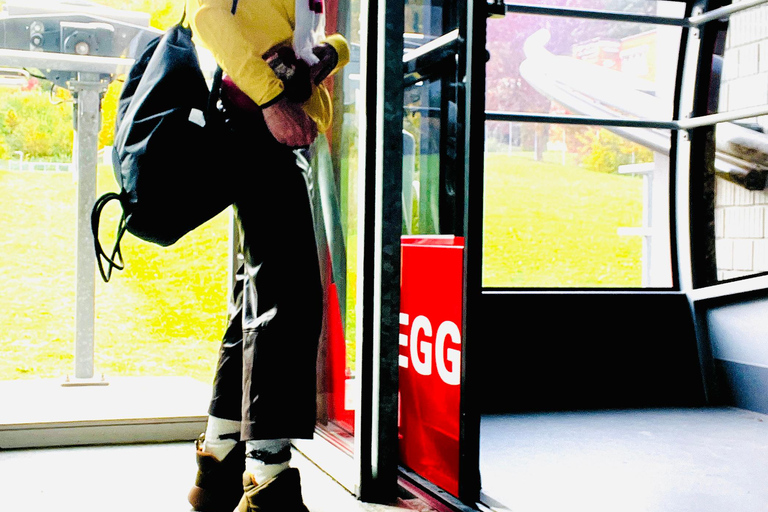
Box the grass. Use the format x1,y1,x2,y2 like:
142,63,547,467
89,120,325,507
483,153,643,287
1,166,229,383
0,153,644,382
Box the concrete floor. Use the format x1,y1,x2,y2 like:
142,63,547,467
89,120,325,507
479,408,768,512
4,378,767,512
0,442,433,512
0,377,438,512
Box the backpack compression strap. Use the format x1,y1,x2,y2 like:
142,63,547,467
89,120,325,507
91,192,128,283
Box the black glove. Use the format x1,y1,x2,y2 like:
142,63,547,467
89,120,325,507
267,46,312,103
309,43,339,85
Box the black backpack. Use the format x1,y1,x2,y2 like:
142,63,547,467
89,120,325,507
91,16,235,282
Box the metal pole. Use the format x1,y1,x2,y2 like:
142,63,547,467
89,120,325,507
485,110,678,129
677,105,768,130
70,72,106,382
688,0,768,26
502,2,688,27
355,0,403,499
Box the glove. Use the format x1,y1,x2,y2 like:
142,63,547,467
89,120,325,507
266,47,312,103
309,43,339,85
266,43,340,103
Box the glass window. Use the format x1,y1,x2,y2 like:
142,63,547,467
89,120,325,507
0,0,361,454
312,0,362,451
483,1,685,288
405,0,457,42
404,78,462,236
0,0,224,385
483,124,672,288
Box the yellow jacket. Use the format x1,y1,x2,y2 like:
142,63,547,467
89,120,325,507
185,0,349,133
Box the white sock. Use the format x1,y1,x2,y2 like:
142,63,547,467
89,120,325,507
245,458,290,484
245,439,291,484
202,416,241,461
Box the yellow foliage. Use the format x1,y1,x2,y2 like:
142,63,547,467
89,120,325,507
577,128,654,173
99,78,124,149
148,1,183,30
23,130,53,156
54,87,73,102
5,109,19,130
90,0,182,30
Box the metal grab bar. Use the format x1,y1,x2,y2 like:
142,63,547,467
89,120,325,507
500,0,768,28
485,105,768,131
485,111,677,129
689,0,768,26
501,2,687,26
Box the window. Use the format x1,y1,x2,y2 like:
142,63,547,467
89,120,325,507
0,0,226,386
482,0,686,288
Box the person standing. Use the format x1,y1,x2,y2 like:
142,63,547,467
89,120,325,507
182,0,349,510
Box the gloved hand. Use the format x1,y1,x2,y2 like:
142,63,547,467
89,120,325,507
267,46,312,103
266,43,340,103
261,96,318,147
309,43,339,85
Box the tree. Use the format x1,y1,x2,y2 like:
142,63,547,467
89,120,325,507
577,127,654,173
0,86,74,161
486,0,657,159
99,80,122,149
0,1,181,157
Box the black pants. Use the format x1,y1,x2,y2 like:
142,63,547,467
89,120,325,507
207,103,323,441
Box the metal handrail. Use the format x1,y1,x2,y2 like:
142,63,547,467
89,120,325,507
677,105,768,130
688,0,768,26
486,105,768,131
502,2,687,26
403,29,459,63
501,0,768,27
485,110,677,129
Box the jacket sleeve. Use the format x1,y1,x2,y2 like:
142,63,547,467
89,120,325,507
323,34,351,78
188,0,291,106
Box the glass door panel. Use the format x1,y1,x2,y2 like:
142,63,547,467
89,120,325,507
310,0,361,471
398,0,469,501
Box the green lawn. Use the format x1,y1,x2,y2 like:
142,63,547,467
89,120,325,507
0,153,643,382
483,153,643,288
1,166,229,383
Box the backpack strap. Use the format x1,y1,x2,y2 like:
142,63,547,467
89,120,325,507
206,0,239,118
91,192,128,283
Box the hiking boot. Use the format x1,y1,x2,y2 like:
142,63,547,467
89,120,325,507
236,468,310,512
188,434,246,512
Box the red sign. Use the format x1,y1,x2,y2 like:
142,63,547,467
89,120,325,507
399,235,464,498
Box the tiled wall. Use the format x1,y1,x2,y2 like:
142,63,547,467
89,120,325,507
715,177,768,280
714,2,768,280
719,2,768,113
